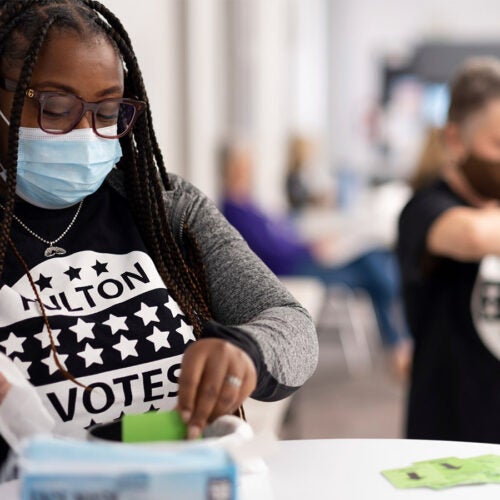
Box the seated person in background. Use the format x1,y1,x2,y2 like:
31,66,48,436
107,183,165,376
398,57,500,443
285,135,334,212
221,142,411,376
220,142,317,276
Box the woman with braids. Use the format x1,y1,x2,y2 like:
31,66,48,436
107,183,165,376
0,0,318,462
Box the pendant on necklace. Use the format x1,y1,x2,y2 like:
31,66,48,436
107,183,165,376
45,246,66,258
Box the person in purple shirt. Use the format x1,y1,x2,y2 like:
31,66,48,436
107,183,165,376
220,142,411,376
220,143,318,276
222,200,312,276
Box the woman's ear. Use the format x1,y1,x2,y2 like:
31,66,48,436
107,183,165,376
443,122,467,165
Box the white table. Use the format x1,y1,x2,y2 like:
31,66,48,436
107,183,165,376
2,439,500,499
266,439,500,499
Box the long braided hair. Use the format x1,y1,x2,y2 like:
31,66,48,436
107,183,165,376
0,0,212,386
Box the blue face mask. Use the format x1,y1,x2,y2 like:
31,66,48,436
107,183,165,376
0,112,122,209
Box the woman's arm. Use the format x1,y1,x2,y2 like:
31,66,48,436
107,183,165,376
165,174,319,400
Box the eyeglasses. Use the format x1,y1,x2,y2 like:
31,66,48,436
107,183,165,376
0,77,146,139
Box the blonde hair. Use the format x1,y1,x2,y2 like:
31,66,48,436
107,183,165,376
410,127,446,191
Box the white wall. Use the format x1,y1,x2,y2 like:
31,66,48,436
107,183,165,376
102,0,226,201
183,0,223,201
87,1,500,206
227,0,331,211
329,0,500,174
252,0,290,210
101,0,184,177
289,0,330,134
98,1,331,210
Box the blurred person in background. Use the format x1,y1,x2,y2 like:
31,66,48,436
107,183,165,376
221,142,411,377
409,126,447,192
285,135,334,212
398,57,500,443
220,142,315,277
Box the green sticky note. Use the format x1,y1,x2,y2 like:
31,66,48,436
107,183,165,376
415,456,488,488
470,454,500,469
122,410,187,443
381,464,446,489
464,455,500,483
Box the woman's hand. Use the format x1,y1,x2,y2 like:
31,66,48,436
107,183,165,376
176,338,257,439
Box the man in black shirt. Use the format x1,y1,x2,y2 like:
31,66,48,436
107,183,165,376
398,58,500,443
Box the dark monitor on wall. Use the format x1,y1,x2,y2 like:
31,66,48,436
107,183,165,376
381,41,500,125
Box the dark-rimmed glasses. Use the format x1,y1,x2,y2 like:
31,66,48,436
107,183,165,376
0,76,146,139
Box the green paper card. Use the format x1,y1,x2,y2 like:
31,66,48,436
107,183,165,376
414,456,488,488
382,464,446,489
466,455,500,483
122,410,187,443
384,455,500,490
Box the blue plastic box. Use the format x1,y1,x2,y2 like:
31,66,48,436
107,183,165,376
20,437,237,500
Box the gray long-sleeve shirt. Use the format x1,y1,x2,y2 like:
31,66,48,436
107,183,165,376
109,170,319,400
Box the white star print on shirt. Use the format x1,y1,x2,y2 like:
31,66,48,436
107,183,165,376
69,318,96,342
42,352,69,375
176,320,195,344
164,296,183,319
146,326,171,352
102,314,129,334
134,302,159,326
113,335,138,360
77,343,104,368
34,325,61,349
13,356,31,380
1,332,25,356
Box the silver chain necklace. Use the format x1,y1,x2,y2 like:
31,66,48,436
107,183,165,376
0,200,83,258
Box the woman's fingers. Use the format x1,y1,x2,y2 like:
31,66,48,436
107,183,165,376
177,339,258,439
209,350,257,419
187,353,229,438
208,367,245,420
176,344,207,424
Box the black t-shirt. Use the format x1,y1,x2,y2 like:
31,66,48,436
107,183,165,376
0,183,196,439
398,180,500,443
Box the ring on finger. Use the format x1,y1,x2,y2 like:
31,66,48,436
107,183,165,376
225,374,242,388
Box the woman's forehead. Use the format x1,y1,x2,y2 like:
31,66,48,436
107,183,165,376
2,30,123,91
20,32,123,97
